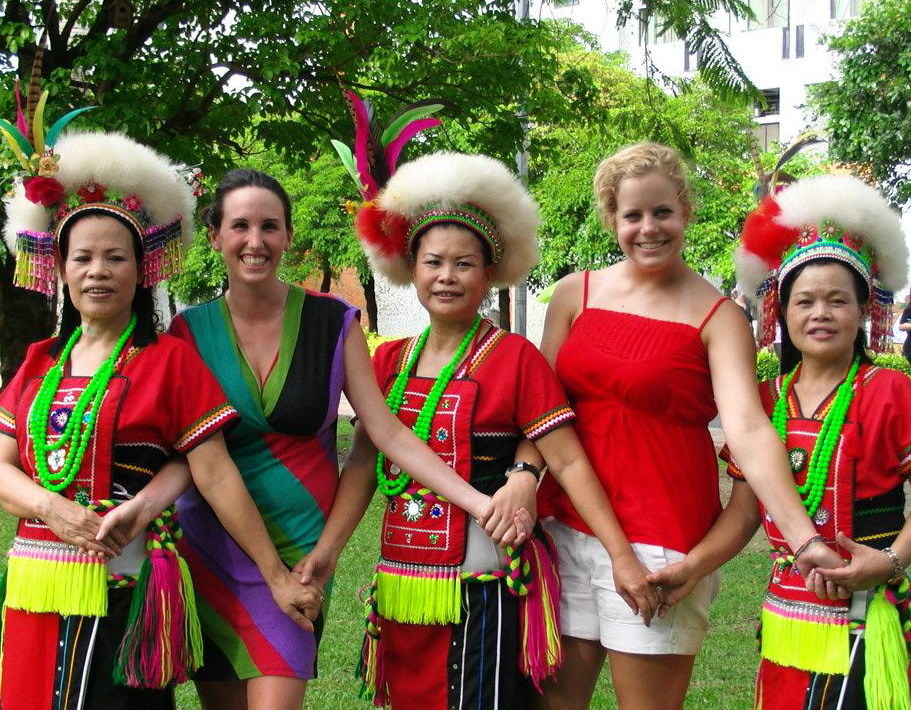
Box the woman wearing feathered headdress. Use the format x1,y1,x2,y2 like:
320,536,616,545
0,102,321,707
726,174,911,710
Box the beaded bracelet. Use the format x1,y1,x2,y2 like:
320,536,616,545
882,546,908,584
792,534,824,563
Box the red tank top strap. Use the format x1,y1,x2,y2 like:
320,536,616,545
697,297,729,332
582,270,590,310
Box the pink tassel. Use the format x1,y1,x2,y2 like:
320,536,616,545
518,535,563,690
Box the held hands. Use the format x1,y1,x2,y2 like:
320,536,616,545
267,569,324,631
646,557,702,619
478,472,537,547
792,538,851,600
94,497,152,554
293,544,339,588
612,551,661,627
813,532,895,593
43,495,120,559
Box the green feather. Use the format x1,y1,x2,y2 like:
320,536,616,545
381,104,444,146
331,139,362,187
45,106,96,147
0,118,32,155
0,120,32,170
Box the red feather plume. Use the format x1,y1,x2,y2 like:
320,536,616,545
355,204,409,259
740,196,801,268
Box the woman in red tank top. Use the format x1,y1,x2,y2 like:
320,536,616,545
534,143,847,710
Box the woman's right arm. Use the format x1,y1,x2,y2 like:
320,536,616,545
185,433,322,629
0,434,117,557
341,326,492,522
539,272,582,366
295,422,378,587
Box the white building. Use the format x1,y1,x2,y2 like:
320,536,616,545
537,0,863,148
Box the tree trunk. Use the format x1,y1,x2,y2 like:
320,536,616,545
0,253,56,385
363,274,379,333
320,269,332,293
498,288,511,331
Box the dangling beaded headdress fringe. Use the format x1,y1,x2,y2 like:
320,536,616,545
3,125,198,295
736,174,908,352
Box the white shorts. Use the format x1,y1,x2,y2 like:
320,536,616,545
544,519,720,655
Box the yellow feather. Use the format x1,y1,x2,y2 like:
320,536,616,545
0,127,33,170
32,90,49,155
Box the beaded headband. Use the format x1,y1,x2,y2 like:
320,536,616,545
407,203,503,265
2,89,198,296
736,174,908,352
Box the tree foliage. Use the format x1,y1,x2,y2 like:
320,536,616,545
529,49,759,288
810,0,911,206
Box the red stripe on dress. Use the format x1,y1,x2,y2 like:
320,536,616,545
181,543,294,677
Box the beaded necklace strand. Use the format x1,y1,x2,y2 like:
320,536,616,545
376,314,482,496
771,357,860,517
29,313,137,492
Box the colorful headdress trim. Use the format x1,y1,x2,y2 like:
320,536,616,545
408,203,503,264
736,174,908,352
3,129,197,296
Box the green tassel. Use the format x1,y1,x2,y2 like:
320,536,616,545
5,554,107,617
759,606,849,675
376,566,461,624
112,558,152,686
864,587,911,710
178,555,203,672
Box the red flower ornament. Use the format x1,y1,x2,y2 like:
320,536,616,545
77,182,106,203
23,176,66,207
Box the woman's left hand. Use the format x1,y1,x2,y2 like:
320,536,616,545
94,498,148,553
479,472,536,547
813,532,892,593
646,556,702,618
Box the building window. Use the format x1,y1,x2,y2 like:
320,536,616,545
641,14,680,45
748,0,789,29
831,0,861,19
795,24,804,57
782,26,790,59
755,89,780,118
753,122,780,151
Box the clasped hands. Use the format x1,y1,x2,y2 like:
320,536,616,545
49,496,323,631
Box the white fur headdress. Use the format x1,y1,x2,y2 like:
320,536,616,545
735,174,908,351
357,151,540,287
3,130,198,295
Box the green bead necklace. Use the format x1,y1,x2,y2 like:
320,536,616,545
771,357,860,517
376,315,482,496
29,313,137,493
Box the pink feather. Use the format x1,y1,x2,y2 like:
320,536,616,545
384,117,441,174
14,79,27,137
346,90,379,199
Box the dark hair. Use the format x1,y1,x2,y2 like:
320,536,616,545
778,257,871,373
53,214,160,354
203,169,292,231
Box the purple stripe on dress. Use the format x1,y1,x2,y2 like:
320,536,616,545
177,487,315,678
321,306,360,430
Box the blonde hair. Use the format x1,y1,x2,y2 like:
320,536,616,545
593,142,693,232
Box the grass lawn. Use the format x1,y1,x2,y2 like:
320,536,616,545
0,420,769,708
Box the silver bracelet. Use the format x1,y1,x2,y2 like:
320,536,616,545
882,546,907,584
